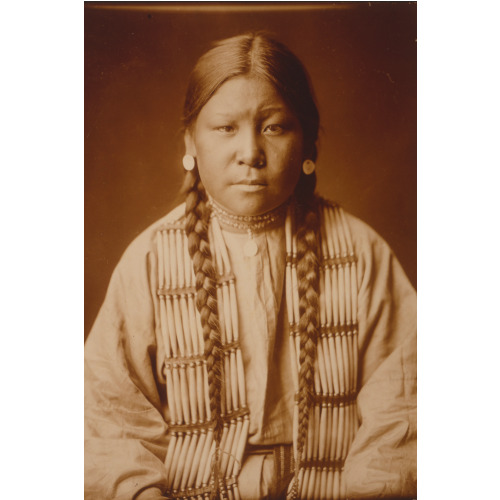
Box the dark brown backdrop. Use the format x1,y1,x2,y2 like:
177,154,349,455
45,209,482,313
85,1,417,339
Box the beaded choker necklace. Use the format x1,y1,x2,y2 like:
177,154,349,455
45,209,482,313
208,198,288,257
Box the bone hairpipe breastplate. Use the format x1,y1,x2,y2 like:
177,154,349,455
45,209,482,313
155,201,359,500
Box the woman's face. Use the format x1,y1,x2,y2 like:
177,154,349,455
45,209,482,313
185,76,304,216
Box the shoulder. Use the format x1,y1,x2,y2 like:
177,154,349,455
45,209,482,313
93,203,187,319
318,197,391,257
118,203,186,266
102,204,187,292
317,198,412,290
342,211,392,257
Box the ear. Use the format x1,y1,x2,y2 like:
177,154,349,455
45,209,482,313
184,129,197,157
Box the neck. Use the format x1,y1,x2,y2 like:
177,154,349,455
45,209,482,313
208,197,289,233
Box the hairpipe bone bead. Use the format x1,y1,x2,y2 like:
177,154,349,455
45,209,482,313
200,437,216,488
316,341,328,395
180,430,200,490
328,334,341,396
172,431,192,490
187,429,207,487
224,353,232,414
195,428,213,488
313,468,323,500
335,403,345,460
341,402,350,460
340,467,347,498
320,466,328,499
178,364,191,424
319,269,327,327
195,361,206,422
188,362,198,424
313,402,321,461
156,231,165,289
171,366,183,425
325,403,333,462
168,432,185,484
325,467,334,497
333,468,341,499
233,415,250,476
307,467,317,499
321,336,334,396
164,431,178,472
330,405,339,461
229,351,239,410
227,417,244,477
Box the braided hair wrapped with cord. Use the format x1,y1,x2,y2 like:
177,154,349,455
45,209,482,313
293,172,321,496
181,32,321,498
183,170,225,498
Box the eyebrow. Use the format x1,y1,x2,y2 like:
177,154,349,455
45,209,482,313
260,105,287,114
212,106,288,118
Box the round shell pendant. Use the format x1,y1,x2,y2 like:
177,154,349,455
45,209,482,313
243,238,258,257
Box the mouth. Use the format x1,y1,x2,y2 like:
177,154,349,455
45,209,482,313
234,179,267,186
234,183,267,192
233,179,267,192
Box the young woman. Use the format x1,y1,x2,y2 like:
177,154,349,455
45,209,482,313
85,33,416,500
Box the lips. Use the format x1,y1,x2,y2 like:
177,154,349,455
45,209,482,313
233,179,267,193
234,179,267,186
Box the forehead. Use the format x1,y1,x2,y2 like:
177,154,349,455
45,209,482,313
199,75,291,119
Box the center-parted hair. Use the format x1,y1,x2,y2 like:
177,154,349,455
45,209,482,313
181,32,321,498
183,32,319,162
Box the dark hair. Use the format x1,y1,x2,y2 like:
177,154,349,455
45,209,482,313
183,32,320,162
182,33,321,499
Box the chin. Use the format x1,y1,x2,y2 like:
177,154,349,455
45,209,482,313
242,200,281,216
218,190,286,217
223,199,265,217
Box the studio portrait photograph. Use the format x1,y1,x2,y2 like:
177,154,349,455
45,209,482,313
84,2,417,499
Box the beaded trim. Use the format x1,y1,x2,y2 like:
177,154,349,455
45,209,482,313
289,323,358,337
208,197,288,233
300,458,345,470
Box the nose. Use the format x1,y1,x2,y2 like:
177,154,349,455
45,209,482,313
237,127,265,168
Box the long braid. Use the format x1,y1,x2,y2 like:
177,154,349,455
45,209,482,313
293,172,321,496
183,170,224,497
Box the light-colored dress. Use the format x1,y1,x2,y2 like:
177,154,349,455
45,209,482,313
84,203,416,500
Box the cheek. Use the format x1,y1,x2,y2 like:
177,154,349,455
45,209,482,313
268,141,303,186
279,166,302,194
194,140,220,174
197,163,222,200
196,139,234,172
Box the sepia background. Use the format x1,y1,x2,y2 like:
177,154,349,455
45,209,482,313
85,1,417,340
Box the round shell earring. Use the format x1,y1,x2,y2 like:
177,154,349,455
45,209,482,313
182,154,196,171
302,159,316,175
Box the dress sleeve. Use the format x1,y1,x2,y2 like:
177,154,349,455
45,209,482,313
343,218,417,499
85,239,169,500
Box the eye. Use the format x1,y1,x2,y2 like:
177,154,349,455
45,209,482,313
263,124,284,135
216,125,235,134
